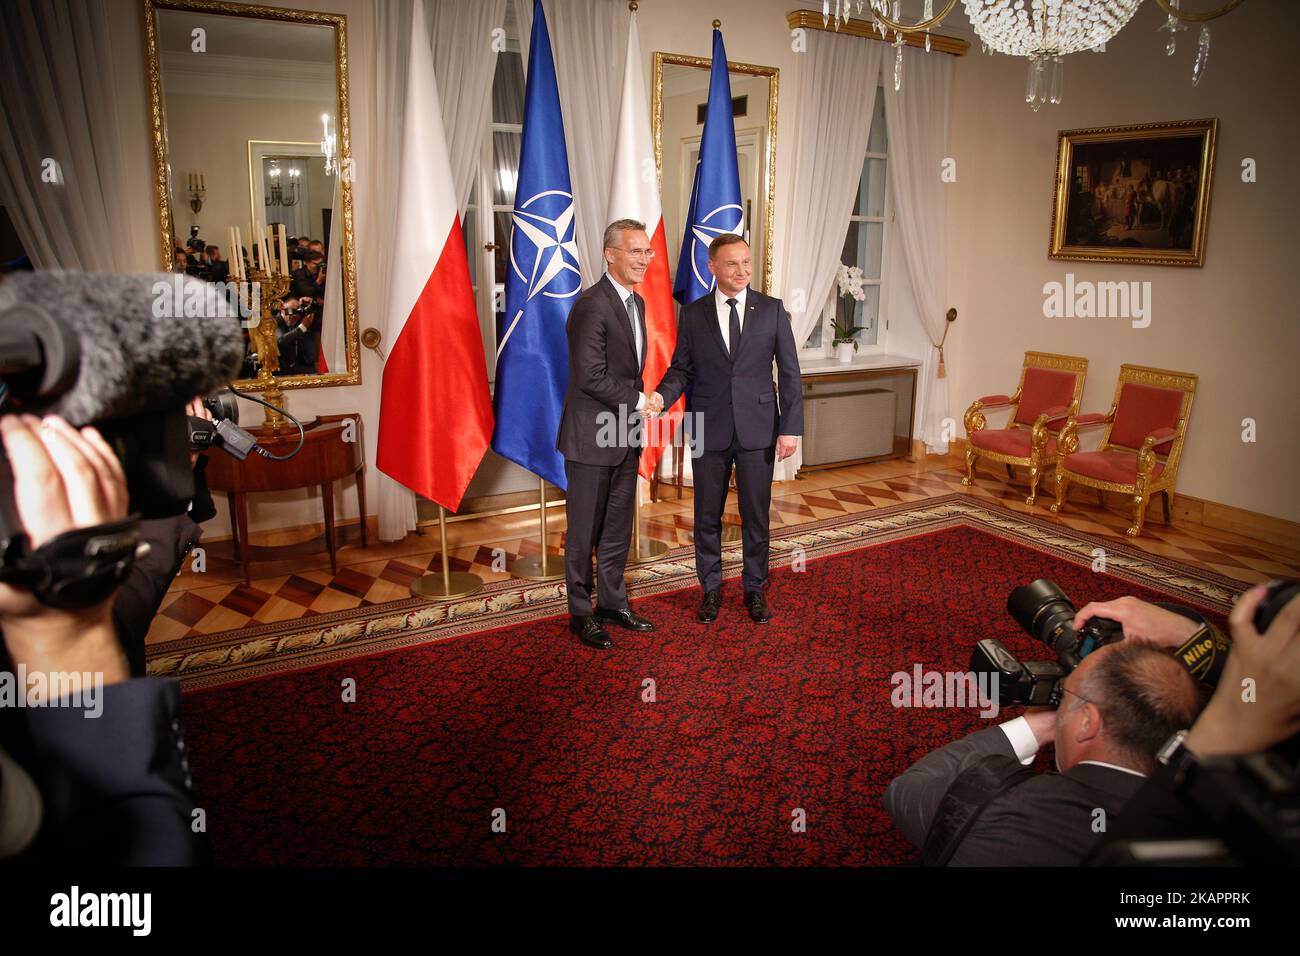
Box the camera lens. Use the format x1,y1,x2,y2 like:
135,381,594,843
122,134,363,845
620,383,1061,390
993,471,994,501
1007,579,1078,651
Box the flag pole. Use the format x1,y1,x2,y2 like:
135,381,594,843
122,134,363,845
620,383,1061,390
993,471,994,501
630,475,668,563
512,477,565,580
411,505,484,599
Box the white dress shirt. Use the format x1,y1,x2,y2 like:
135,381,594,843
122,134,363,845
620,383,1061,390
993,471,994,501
713,285,748,353
999,716,1146,777
605,273,644,410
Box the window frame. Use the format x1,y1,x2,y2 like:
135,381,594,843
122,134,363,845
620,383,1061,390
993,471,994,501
799,82,893,364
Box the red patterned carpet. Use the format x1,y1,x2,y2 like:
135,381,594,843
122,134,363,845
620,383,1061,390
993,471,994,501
182,524,1232,865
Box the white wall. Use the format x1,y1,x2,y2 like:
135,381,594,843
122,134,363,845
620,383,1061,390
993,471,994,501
943,2,1300,522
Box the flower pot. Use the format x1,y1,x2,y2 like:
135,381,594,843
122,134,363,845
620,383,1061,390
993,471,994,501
835,342,855,364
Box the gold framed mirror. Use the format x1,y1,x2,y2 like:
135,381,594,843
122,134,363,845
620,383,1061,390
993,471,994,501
651,52,778,294
143,0,360,390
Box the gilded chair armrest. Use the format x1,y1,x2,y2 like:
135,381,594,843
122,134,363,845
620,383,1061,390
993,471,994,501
964,388,1020,434
1146,426,1177,451
1039,404,1071,427
1073,412,1110,428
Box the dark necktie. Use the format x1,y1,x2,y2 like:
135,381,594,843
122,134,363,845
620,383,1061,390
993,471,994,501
625,293,641,364
726,297,741,358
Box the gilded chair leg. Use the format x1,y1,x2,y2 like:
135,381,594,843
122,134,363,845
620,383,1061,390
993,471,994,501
961,446,977,486
1026,464,1040,506
1049,471,1069,514
1006,464,1015,480
1127,494,1147,537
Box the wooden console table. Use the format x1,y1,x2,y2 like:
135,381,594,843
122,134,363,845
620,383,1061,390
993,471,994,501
205,413,367,584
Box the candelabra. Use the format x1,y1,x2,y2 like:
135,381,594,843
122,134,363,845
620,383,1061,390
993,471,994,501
243,269,291,430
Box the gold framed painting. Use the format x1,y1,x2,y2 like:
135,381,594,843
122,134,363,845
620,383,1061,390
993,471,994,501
1049,118,1217,267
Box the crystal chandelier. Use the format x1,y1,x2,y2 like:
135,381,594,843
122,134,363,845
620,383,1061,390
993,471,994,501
821,0,1245,108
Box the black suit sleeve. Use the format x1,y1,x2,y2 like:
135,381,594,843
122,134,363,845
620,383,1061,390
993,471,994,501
112,513,202,678
882,725,1019,849
653,305,695,410
19,678,209,866
774,299,804,436
569,294,641,411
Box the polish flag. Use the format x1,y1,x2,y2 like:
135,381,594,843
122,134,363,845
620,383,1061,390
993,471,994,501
607,9,683,481
377,0,493,512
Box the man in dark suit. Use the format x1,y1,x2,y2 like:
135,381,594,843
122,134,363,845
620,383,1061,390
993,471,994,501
882,642,1202,866
555,219,661,650
651,234,803,624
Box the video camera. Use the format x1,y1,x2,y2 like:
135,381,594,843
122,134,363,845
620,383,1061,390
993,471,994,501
0,271,244,607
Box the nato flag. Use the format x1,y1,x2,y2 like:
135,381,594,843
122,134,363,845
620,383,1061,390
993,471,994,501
491,0,581,490
672,28,744,305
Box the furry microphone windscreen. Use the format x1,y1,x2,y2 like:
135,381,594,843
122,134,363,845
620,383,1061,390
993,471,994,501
0,271,246,425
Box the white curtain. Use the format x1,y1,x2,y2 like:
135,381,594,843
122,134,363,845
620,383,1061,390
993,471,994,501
513,0,627,284
0,0,142,270
775,29,887,481
365,0,420,541
428,0,508,215
322,176,346,372
367,0,507,540
884,47,954,455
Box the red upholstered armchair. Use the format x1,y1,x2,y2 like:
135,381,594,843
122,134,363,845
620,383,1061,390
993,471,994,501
962,352,1089,506
1050,364,1198,537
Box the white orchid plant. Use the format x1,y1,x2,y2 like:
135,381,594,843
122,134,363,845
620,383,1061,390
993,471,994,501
833,262,867,350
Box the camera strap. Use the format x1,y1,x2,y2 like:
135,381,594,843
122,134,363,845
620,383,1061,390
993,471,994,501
921,755,1037,866
0,516,145,609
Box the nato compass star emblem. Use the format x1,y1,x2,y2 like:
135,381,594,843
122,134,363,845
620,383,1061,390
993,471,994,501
688,201,744,291
498,189,582,355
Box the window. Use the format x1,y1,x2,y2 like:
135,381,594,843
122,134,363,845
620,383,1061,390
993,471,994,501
802,86,889,358
467,22,525,383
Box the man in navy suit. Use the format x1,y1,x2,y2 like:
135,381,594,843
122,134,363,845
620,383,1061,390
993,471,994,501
652,234,803,624
556,220,661,649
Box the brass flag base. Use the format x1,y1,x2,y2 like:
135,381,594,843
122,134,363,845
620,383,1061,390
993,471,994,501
631,538,669,563
410,504,484,600
511,554,565,581
411,570,483,600
513,477,565,581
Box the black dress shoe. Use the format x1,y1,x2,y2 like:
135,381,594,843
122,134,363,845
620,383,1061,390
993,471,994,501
595,606,656,631
698,590,722,623
744,590,771,624
570,615,613,649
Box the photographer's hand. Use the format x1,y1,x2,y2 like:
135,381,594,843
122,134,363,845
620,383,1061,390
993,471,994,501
1072,596,1200,649
185,397,214,467
1186,584,1300,756
0,415,129,692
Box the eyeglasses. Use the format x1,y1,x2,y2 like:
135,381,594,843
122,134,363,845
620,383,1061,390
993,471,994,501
612,247,656,261
1060,685,1097,707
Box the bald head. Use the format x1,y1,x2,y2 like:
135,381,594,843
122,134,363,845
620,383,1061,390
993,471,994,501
1056,643,1202,774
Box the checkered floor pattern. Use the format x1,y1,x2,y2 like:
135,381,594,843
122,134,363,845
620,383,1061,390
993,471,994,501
145,456,1300,647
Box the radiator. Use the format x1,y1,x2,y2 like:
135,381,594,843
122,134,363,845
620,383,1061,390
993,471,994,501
802,385,897,466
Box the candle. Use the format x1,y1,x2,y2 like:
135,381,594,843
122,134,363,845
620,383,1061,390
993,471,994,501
278,223,288,275
200,173,204,190
234,227,244,280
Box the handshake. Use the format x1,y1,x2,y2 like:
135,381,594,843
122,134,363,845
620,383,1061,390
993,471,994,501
641,390,665,418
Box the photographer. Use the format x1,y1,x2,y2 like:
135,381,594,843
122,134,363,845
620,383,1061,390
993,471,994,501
1089,582,1300,864
883,640,1202,866
275,296,320,375
0,414,206,866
